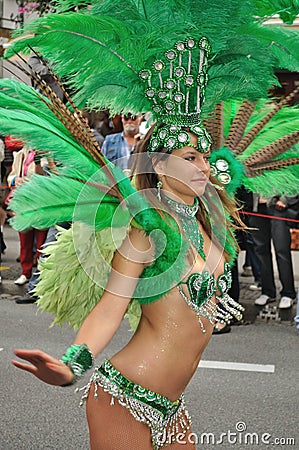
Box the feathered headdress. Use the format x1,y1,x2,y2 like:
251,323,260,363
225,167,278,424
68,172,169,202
5,0,299,152
207,87,299,196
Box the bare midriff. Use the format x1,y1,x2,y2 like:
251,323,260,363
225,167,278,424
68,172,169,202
110,251,226,402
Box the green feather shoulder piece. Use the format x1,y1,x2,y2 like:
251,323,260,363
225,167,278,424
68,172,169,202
35,223,129,330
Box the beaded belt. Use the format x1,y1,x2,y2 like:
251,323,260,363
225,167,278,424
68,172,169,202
97,360,181,418
80,359,192,449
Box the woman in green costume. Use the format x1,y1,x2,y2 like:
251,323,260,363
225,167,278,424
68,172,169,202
10,36,245,446
7,1,299,448
12,120,243,449
10,37,245,449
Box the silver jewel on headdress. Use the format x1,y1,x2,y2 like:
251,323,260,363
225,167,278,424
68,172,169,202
139,37,212,154
210,159,232,184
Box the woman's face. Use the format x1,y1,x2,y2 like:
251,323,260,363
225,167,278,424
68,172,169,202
155,133,211,204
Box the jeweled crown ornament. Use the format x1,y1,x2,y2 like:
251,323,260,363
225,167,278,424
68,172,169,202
139,37,212,153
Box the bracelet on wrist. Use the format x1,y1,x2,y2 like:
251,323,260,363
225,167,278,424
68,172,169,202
60,344,94,386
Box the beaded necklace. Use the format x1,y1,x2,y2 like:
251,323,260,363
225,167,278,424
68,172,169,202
164,195,206,261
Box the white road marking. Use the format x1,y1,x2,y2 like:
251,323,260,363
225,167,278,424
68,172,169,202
198,360,275,373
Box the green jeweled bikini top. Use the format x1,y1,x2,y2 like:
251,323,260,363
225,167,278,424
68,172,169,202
179,262,232,308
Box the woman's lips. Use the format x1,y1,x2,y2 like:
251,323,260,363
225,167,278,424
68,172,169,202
191,178,207,182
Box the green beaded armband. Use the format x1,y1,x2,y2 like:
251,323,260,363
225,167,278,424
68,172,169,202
60,344,94,386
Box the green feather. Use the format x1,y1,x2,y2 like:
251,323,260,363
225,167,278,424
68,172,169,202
124,299,142,332
35,223,129,330
5,0,299,115
9,175,129,231
54,0,91,13
253,0,299,24
0,108,104,180
217,98,299,195
240,104,299,158
0,79,112,183
243,166,299,196
243,25,299,72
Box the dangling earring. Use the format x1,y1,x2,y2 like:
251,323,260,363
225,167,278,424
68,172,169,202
157,180,163,201
212,183,224,191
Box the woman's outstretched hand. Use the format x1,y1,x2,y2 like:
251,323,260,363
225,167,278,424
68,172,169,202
12,349,74,386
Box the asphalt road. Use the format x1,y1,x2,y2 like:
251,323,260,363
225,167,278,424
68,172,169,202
1,225,298,450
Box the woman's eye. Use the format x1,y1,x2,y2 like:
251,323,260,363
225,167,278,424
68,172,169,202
185,156,196,161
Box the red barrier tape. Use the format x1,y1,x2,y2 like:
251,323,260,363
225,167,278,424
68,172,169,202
241,210,299,224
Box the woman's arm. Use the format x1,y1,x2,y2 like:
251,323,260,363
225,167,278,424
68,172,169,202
72,226,153,355
12,227,153,385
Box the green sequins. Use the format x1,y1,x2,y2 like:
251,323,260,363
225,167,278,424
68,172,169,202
165,195,206,260
149,123,212,153
61,344,94,384
139,37,212,153
178,263,244,333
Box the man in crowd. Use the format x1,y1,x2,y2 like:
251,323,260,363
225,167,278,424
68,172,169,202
101,113,142,172
251,193,297,309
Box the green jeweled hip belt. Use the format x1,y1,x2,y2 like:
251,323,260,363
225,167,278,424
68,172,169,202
80,359,192,450
96,359,181,418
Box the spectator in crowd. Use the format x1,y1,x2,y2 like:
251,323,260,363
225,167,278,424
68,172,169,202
7,145,48,285
240,253,253,277
95,110,114,137
250,193,297,309
15,222,71,304
1,136,26,254
237,186,261,291
0,136,6,254
101,113,142,171
109,113,124,135
2,136,23,182
0,206,6,255
0,136,5,176
294,291,299,331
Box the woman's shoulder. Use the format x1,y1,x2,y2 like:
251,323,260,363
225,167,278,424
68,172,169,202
127,226,154,258
111,225,155,270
